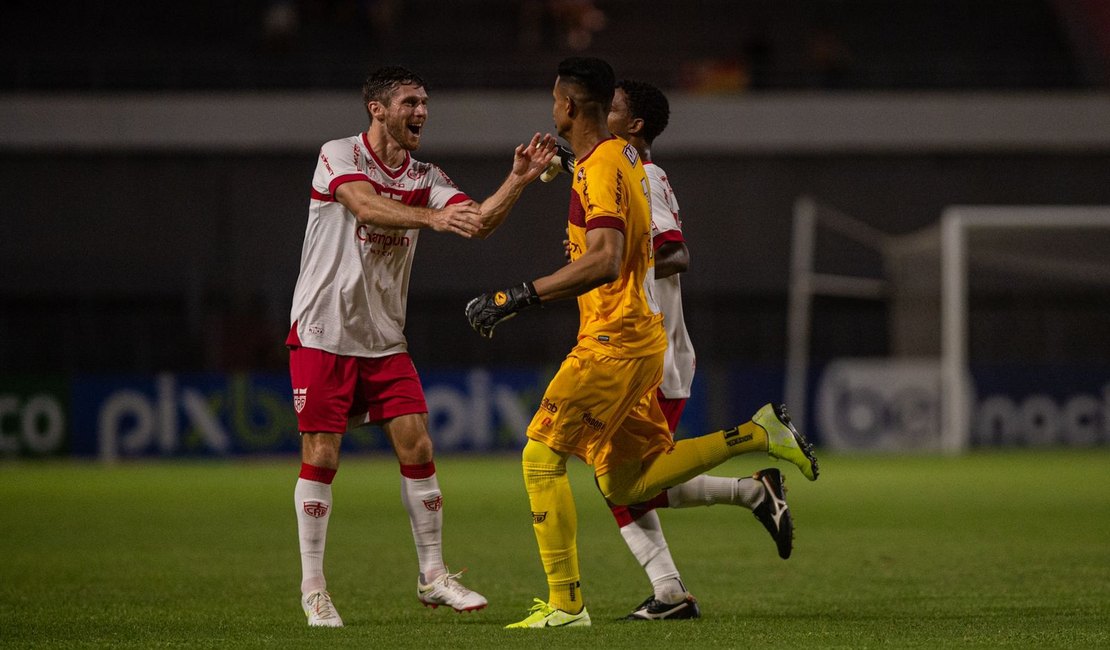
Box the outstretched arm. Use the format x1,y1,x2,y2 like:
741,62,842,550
335,181,484,238
473,133,558,239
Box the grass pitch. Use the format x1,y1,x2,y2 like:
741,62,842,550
2,449,1108,648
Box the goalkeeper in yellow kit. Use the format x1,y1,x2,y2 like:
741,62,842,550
465,56,819,629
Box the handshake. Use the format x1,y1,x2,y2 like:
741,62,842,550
465,282,541,339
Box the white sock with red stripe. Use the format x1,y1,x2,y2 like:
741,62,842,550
666,474,763,509
296,462,336,595
618,509,687,603
400,462,446,582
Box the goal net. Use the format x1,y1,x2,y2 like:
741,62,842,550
787,198,1110,453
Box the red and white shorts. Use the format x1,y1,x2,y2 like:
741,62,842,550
656,390,687,434
288,345,428,434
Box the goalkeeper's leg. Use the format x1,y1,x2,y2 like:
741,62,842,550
598,403,819,505
521,439,586,615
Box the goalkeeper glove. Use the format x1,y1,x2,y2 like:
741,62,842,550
465,282,541,338
540,144,576,182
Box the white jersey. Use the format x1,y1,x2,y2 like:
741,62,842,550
646,162,696,399
289,132,469,357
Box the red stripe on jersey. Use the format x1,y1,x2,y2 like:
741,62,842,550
363,132,410,179
586,215,625,233
371,180,432,207
445,192,472,206
327,173,371,197
310,189,336,202
568,190,586,227
652,229,685,250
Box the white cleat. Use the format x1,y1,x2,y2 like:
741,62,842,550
418,569,488,612
302,590,343,627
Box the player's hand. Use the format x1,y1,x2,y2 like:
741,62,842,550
562,238,572,263
512,133,558,183
465,282,541,338
540,144,576,183
429,201,483,238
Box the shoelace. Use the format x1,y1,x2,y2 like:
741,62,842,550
307,592,338,619
433,568,473,594
526,598,552,615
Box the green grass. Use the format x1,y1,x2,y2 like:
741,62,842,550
2,450,1109,648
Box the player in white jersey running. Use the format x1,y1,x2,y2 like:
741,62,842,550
289,65,558,627
601,80,798,620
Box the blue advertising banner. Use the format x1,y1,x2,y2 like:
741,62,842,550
69,368,555,459
0,376,69,457
6,361,1102,459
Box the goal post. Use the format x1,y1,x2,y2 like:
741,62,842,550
787,198,1110,453
940,206,1110,452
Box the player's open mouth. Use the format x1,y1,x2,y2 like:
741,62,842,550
407,124,422,136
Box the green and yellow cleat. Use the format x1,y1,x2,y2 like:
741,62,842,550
753,403,819,481
505,598,591,629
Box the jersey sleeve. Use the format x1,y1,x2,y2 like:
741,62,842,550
581,148,628,233
313,138,371,198
426,165,471,209
649,171,684,249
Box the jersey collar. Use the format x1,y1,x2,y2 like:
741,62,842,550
362,132,410,179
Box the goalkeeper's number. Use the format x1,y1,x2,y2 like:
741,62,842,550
465,282,541,338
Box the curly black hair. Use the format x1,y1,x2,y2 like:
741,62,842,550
616,80,670,144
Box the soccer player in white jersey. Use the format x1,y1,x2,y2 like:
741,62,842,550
288,65,558,627
602,80,798,620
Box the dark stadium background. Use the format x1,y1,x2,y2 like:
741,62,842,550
2,0,1109,457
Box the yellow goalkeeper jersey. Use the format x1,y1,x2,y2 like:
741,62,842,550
566,136,665,359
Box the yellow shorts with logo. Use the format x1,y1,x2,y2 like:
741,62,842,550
526,344,673,476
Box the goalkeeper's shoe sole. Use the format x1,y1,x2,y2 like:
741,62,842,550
302,590,343,627
751,467,794,559
623,594,701,621
755,403,819,481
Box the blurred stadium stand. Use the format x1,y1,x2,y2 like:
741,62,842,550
2,0,1110,377
0,0,1096,91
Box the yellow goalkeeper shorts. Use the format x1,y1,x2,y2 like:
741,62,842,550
525,345,673,475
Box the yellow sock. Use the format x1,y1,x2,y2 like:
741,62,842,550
522,441,584,613
599,422,767,505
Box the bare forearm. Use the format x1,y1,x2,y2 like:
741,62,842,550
474,173,529,238
533,252,618,302
341,185,435,229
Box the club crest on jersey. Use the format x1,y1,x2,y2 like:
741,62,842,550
623,143,639,165
423,495,443,512
293,388,308,413
303,500,329,518
494,291,509,306
532,511,548,524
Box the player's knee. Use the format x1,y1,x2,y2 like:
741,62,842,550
394,434,433,464
522,439,565,465
597,474,632,505
301,432,341,469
